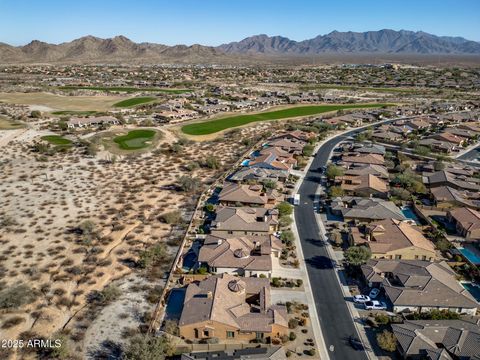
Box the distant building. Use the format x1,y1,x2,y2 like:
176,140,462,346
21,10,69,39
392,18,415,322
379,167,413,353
67,116,119,128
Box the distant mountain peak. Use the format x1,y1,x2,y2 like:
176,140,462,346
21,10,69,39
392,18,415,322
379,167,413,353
0,29,478,64
218,29,480,55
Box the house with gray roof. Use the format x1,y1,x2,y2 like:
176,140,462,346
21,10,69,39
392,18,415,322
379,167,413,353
361,259,479,315
331,196,406,223
228,167,288,183
392,319,480,360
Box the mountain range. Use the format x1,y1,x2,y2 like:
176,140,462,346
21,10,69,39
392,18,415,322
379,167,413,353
1,29,479,64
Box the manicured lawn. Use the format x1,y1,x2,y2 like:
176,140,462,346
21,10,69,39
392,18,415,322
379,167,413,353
58,86,192,94
41,135,72,146
51,110,98,116
113,129,156,150
113,97,156,108
181,104,391,135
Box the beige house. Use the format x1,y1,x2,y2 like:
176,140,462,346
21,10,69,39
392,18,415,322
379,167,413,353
337,173,389,198
218,182,283,208
448,207,480,241
350,219,436,261
197,234,282,277
178,274,288,341
211,207,279,236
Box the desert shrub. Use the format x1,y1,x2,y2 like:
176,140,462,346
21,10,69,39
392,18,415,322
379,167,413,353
289,331,296,341
138,244,168,269
160,210,182,224
0,284,37,309
178,176,200,193
123,334,173,360
204,156,220,169
1,316,25,329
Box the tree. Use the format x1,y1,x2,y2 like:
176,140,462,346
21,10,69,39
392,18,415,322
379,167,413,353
376,330,397,352
326,164,344,180
413,145,431,156
276,202,293,217
279,216,293,228
30,110,42,118
329,186,344,198
262,179,277,190
302,144,314,157
344,246,371,266
123,334,172,360
280,230,295,245
433,160,445,171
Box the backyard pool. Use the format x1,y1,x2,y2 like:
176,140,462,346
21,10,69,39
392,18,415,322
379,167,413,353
182,251,197,271
401,206,422,225
462,283,480,302
458,247,480,265
241,159,250,166
165,288,185,320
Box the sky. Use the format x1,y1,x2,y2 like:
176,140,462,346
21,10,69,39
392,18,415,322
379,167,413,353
1,0,479,46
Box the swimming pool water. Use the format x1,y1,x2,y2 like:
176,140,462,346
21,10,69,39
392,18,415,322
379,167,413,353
401,206,422,224
458,247,480,265
462,283,480,302
165,288,185,320
241,159,250,166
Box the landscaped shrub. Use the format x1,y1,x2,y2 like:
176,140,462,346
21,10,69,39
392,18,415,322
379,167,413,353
375,313,390,325
288,318,299,329
376,330,397,352
289,331,296,341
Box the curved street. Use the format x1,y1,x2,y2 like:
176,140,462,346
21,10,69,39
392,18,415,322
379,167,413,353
294,120,400,360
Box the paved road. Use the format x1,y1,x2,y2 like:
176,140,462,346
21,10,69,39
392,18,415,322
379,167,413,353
295,126,382,360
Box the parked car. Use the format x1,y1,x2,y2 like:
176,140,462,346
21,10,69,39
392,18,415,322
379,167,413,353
348,336,364,351
353,295,371,304
369,288,380,299
364,300,387,310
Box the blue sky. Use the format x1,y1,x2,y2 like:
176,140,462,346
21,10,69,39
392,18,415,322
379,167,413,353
1,0,479,46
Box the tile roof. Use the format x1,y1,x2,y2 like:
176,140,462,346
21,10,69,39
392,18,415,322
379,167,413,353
353,219,436,255
361,260,479,309
392,319,480,359
212,206,278,233
179,274,288,333
198,234,282,271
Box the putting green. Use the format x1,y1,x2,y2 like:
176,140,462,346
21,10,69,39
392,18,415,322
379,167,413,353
41,135,72,146
113,129,156,150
